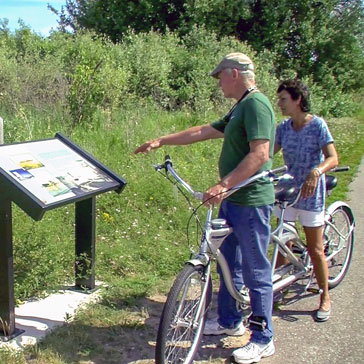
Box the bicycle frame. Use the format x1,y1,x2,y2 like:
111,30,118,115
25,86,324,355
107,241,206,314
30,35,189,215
155,157,355,364
155,156,354,308
156,156,291,305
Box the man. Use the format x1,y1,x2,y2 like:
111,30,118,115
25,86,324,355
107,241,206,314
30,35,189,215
134,53,276,364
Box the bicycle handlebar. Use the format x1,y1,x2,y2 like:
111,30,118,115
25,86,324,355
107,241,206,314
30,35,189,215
281,165,350,208
271,165,288,175
155,155,288,202
329,166,350,172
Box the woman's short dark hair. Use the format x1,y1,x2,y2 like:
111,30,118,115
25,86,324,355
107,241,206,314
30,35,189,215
277,79,310,112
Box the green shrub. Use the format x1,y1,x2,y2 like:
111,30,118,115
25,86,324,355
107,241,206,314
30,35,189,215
1,26,359,128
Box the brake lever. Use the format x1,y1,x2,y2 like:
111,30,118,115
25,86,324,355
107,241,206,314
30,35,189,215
153,163,165,171
271,173,294,183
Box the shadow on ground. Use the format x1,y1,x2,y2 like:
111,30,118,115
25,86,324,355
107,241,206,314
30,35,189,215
33,281,320,364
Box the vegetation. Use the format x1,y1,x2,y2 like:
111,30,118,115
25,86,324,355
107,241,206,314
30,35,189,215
52,0,364,94
0,10,363,363
0,26,361,130
1,106,363,364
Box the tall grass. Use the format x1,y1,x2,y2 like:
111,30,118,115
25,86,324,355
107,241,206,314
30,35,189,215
2,103,362,305
1,104,363,363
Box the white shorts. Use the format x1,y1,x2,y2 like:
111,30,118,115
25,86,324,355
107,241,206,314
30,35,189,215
275,206,325,227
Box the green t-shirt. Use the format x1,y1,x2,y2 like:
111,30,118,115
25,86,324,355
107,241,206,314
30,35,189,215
211,92,275,206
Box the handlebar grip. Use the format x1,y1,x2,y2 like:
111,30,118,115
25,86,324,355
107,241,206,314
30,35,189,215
330,166,350,172
270,165,288,174
164,155,172,167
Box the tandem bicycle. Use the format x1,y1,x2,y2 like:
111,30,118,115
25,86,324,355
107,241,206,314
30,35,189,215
153,156,354,364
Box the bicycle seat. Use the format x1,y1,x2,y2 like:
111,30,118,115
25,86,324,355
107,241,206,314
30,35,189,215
274,186,297,202
325,175,337,191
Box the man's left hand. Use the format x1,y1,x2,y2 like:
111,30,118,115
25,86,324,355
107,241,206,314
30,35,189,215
203,183,228,207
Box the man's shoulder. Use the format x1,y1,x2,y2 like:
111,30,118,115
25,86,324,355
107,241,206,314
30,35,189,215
235,92,272,112
243,92,273,111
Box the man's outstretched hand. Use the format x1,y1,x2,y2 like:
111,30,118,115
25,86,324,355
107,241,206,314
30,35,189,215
134,139,161,154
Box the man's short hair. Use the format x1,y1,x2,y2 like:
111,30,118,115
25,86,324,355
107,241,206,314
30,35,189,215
210,53,255,79
277,79,311,112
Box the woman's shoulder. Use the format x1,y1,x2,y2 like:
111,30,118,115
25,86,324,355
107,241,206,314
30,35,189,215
311,115,328,126
309,115,331,134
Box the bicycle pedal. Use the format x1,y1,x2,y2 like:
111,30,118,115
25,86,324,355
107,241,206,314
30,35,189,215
306,288,323,294
292,246,304,254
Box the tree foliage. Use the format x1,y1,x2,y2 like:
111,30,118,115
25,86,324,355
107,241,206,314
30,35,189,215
51,0,364,93
240,0,364,92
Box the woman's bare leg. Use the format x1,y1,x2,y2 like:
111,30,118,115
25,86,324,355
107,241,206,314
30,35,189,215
304,225,330,311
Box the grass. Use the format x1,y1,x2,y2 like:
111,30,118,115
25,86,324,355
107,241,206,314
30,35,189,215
0,105,364,363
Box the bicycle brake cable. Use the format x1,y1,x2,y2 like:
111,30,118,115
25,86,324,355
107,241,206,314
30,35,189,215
156,168,237,253
156,168,204,252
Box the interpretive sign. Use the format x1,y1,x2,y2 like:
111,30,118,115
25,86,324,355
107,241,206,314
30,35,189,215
0,133,126,339
0,133,125,220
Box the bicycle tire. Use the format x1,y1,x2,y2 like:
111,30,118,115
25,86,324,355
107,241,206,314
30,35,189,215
155,264,212,364
323,204,354,288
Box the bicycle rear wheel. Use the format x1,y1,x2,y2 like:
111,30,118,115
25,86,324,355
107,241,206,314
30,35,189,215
323,204,354,288
155,264,212,364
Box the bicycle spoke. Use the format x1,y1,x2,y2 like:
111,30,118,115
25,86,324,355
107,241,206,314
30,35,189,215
156,264,211,364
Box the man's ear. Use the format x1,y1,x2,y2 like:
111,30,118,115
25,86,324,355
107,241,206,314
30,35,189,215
231,68,239,79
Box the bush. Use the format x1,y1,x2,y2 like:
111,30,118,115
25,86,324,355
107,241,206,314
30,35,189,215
0,26,360,127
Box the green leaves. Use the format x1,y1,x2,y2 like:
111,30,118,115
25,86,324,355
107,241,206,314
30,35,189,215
54,0,364,97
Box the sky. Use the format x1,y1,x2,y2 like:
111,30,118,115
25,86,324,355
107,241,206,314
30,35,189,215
0,0,66,36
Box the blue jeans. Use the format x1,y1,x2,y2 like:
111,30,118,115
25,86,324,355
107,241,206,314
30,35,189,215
216,200,273,344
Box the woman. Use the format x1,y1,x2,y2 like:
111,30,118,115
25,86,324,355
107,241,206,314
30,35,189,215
274,79,338,322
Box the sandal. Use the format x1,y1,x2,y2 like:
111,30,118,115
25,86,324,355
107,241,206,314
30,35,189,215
314,307,331,322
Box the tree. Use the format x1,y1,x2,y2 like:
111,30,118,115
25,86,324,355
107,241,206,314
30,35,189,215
49,0,188,42
241,0,364,91
51,0,364,92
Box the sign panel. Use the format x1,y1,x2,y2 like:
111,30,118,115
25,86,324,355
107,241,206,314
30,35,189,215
0,134,125,220
0,138,118,206
0,133,126,337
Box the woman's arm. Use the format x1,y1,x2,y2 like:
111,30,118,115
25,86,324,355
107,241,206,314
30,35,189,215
313,143,339,175
301,142,339,199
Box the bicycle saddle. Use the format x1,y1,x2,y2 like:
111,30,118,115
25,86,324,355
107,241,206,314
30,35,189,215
274,185,297,202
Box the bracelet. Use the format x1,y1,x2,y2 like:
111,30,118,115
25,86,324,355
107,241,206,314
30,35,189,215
313,167,322,176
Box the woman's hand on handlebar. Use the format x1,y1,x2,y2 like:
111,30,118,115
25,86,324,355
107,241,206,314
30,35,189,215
203,183,228,207
134,139,161,154
300,169,320,199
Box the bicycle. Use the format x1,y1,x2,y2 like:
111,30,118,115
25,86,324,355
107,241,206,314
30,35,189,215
153,155,355,364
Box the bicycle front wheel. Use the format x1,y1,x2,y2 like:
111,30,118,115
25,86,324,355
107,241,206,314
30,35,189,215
323,204,354,288
155,264,212,364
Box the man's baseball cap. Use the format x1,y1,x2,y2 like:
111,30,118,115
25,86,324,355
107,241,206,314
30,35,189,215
209,53,254,78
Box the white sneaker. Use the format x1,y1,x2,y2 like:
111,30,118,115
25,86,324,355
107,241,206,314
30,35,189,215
232,340,275,363
203,317,245,336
